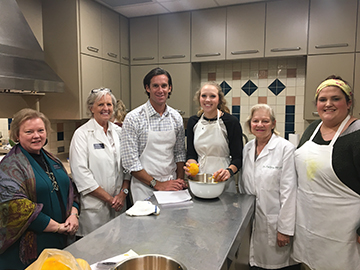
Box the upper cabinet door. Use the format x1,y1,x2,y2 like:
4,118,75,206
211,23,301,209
120,15,130,65
226,3,265,59
308,0,357,54
159,12,191,64
191,8,226,62
265,0,309,57
101,6,120,62
130,16,158,65
79,0,102,57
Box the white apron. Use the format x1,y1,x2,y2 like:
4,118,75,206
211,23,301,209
131,107,177,202
194,110,236,192
293,115,360,269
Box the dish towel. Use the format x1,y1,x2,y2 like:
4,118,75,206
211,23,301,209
125,201,160,216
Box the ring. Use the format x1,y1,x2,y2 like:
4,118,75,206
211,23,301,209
285,243,289,246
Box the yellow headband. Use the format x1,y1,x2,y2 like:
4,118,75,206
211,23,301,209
315,79,352,100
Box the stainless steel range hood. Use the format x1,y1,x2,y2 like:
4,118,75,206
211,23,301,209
0,0,64,93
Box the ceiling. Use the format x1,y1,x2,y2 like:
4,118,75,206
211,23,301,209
95,0,269,18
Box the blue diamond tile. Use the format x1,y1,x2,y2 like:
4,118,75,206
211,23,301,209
232,105,240,114
220,81,232,96
241,80,258,96
268,79,286,96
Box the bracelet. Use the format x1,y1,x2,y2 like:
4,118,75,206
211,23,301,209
70,213,79,219
54,224,60,233
226,168,235,177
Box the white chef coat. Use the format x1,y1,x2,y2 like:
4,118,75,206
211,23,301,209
131,106,177,202
69,118,124,236
194,110,236,192
293,115,360,269
241,134,297,269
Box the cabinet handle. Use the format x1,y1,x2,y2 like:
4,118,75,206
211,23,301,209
231,50,259,55
107,52,118,58
315,43,349,49
270,47,301,52
195,53,221,57
122,57,129,61
175,109,185,116
87,46,99,53
162,55,186,59
132,57,155,61
312,112,319,116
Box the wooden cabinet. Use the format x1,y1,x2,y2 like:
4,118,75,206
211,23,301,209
159,12,191,63
120,64,130,109
130,16,158,65
265,0,309,57
226,3,265,60
120,15,130,65
79,0,120,62
304,54,355,120
352,53,360,117
130,63,200,117
191,8,226,62
308,0,357,55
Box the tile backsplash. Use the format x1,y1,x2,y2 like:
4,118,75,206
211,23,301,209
200,56,309,141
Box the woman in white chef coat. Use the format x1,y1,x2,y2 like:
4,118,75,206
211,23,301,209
241,104,299,270
292,75,360,270
185,82,243,191
69,88,130,237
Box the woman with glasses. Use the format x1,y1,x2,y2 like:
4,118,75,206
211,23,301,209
0,109,79,269
69,87,130,237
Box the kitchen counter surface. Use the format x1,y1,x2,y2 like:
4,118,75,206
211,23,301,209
65,192,255,270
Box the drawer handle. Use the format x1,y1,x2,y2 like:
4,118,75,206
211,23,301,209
312,112,319,116
270,47,301,52
132,57,155,61
195,53,221,57
162,55,186,59
87,46,99,53
122,57,129,61
107,52,118,58
231,50,259,55
315,43,349,49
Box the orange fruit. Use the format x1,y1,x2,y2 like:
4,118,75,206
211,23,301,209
41,257,71,270
188,163,199,176
76,258,91,270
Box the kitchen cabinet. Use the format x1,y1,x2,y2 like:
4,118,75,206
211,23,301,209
226,3,265,60
308,0,357,55
41,0,126,119
120,64,130,109
130,16,158,65
120,15,130,65
158,12,190,63
191,8,226,62
265,0,309,57
304,53,355,120
352,53,360,117
130,63,200,117
79,0,120,62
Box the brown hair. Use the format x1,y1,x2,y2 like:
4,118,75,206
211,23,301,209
113,99,127,124
194,82,230,116
10,108,51,142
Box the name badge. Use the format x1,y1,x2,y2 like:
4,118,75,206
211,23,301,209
94,143,105,149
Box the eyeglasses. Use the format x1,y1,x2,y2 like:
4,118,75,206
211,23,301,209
91,87,112,93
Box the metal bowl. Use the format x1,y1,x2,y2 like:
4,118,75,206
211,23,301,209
112,254,186,270
188,173,226,199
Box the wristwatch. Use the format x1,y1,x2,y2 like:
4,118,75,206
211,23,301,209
121,188,129,195
226,168,235,177
150,178,157,188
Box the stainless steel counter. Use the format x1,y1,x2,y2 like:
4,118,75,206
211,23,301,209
65,192,255,270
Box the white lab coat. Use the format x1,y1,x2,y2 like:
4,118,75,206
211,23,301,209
69,118,124,236
241,134,297,269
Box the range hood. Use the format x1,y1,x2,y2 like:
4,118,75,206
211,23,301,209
0,0,64,93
